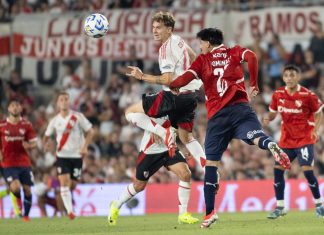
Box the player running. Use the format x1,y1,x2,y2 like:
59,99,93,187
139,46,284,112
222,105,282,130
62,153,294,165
168,28,291,228
108,116,199,225
0,99,37,221
263,65,324,219
125,11,206,168
43,91,94,219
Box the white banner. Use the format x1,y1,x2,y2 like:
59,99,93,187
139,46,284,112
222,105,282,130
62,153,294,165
0,184,145,218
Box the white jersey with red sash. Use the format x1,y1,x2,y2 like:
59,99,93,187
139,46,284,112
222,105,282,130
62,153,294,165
45,111,92,158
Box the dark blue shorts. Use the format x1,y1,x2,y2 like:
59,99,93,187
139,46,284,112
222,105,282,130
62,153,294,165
276,144,314,166
2,167,34,186
205,103,265,161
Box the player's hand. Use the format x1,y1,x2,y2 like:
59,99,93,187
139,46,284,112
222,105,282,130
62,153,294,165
126,66,143,80
80,146,88,158
43,142,51,152
311,130,319,142
22,141,31,150
249,86,259,98
262,116,270,126
170,87,180,95
151,134,163,144
0,152,3,162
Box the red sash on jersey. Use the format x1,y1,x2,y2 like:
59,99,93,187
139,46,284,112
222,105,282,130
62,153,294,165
57,115,77,152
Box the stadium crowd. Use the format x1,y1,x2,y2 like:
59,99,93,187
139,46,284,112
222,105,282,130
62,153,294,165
0,2,324,190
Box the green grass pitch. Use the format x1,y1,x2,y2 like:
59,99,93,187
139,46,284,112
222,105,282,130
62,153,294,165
1,211,323,235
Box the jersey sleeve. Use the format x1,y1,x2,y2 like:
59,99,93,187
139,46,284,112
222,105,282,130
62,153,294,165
269,92,278,112
78,113,92,132
187,55,203,79
26,122,37,142
44,119,55,137
309,92,324,113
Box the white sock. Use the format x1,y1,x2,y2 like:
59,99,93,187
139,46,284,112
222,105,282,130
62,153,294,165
276,200,284,207
126,113,166,138
178,181,191,215
185,139,206,167
60,186,73,214
315,198,322,206
115,184,137,209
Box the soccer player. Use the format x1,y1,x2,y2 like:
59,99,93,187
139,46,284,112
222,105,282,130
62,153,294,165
43,91,94,219
0,99,37,221
125,11,206,168
108,116,199,225
168,28,291,228
263,65,324,219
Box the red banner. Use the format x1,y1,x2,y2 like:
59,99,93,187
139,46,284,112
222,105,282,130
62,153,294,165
145,179,324,213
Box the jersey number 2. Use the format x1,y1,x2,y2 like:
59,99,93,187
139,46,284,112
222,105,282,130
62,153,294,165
214,68,228,97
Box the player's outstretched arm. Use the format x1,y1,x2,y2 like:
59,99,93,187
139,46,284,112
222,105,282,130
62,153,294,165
169,71,196,89
126,66,173,85
243,50,259,97
313,110,323,140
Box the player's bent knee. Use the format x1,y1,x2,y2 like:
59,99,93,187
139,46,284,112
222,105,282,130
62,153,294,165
178,169,191,182
133,181,147,192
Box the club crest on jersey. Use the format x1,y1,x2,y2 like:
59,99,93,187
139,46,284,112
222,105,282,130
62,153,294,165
295,100,302,107
19,128,25,135
143,171,149,179
69,119,76,127
4,130,9,135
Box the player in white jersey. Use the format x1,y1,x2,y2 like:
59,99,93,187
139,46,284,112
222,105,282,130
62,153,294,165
125,11,206,170
43,91,94,220
108,116,199,225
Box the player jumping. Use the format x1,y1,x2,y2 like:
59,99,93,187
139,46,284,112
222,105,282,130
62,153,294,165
263,64,324,219
0,99,37,221
125,11,206,168
43,91,94,219
168,28,291,228
108,116,199,225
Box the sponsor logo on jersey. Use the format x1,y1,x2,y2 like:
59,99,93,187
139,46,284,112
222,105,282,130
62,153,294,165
19,128,25,135
278,106,302,113
295,100,302,107
4,136,24,142
247,130,264,139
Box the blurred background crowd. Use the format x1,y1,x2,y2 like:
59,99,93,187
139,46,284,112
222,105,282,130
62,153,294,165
0,0,324,190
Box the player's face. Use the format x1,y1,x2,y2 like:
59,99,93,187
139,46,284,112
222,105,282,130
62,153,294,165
283,70,300,89
8,102,22,117
199,39,211,54
57,94,70,111
152,21,172,43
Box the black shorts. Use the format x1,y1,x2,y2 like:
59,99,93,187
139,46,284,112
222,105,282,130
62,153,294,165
136,150,187,181
142,90,197,131
56,158,83,181
2,167,34,186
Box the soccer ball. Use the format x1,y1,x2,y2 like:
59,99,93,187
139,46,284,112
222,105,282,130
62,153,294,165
84,13,109,38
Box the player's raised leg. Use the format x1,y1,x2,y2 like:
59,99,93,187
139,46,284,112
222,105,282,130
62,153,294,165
108,180,146,226
125,100,176,156
168,162,199,224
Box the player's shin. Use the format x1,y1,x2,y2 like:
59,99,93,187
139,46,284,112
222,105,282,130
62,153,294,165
115,184,137,209
304,170,321,205
60,186,73,214
274,168,285,207
178,181,191,215
23,195,32,217
126,113,166,139
185,140,206,167
204,166,219,215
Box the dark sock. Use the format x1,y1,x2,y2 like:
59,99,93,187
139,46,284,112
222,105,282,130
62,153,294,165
204,166,218,215
24,195,32,217
258,136,275,150
304,170,321,200
274,168,285,200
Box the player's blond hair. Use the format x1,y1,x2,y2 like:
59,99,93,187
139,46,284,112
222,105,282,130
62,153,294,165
56,91,69,101
152,12,175,30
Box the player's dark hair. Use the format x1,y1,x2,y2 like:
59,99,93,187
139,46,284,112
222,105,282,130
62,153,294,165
196,28,223,46
283,64,301,74
7,98,21,107
152,11,175,30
